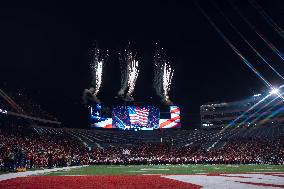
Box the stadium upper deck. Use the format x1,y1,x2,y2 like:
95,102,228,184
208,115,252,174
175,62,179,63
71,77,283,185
201,88,284,128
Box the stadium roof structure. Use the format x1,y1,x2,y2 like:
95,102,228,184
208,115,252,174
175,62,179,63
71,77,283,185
0,88,61,125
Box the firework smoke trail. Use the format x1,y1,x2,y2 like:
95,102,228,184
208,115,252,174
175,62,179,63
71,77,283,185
193,0,273,90
229,0,284,62
153,46,174,104
212,1,284,80
248,0,284,40
117,47,139,101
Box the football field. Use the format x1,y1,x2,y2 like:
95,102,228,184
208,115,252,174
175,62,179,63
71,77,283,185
1,164,284,189
44,164,284,175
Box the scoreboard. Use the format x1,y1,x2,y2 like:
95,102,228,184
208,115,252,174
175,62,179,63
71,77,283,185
90,104,180,130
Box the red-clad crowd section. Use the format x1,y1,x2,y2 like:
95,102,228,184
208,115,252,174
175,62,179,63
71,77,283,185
1,116,283,172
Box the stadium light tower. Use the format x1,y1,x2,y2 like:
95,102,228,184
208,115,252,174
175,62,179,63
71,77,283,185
269,88,279,95
269,87,284,101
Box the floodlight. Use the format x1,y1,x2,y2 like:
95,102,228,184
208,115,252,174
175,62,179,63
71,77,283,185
270,88,279,94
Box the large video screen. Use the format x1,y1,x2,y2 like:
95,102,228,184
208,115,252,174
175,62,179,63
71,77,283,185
159,106,181,129
90,104,112,128
90,104,181,130
112,105,160,130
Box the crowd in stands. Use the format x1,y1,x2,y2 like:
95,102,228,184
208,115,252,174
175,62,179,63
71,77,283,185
0,120,87,172
84,137,284,165
1,117,283,172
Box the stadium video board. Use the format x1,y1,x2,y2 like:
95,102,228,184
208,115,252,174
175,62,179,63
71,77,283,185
90,104,180,130
159,106,181,129
112,105,160,130
90,104,112,128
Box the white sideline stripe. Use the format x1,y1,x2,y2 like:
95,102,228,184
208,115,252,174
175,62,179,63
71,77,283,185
248,172,284,174
0,166,88,181
254,169,280,170
140,168,169,171
226,165,239,167
142,174,162,175
163,173,284,189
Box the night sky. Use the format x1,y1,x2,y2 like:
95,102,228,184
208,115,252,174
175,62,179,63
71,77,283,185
0,0,283,129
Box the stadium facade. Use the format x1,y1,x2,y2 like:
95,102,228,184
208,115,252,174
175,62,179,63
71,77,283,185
200,91,284,129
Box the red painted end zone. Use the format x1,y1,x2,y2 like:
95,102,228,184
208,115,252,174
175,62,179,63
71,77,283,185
0,175,202,189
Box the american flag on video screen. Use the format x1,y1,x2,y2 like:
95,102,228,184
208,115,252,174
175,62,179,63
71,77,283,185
129,107,149,126
159,106,180,128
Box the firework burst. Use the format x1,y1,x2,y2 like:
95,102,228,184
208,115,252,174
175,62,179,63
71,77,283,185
153,46,174,104
90,48,106,97
83,44,108,104
117,46,139,101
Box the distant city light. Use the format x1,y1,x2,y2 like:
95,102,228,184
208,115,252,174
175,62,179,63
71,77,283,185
253,94,262,97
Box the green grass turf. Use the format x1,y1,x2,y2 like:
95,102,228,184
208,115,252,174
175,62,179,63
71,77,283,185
42,164,284,176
